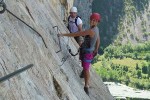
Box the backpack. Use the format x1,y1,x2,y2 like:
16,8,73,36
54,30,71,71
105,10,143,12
67,15,81,32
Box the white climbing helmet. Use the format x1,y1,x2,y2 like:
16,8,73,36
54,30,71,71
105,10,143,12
70,7,77,12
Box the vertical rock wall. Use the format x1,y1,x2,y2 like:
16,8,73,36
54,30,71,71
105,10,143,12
0,0,114,100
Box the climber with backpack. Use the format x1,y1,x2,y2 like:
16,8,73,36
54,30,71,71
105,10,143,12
68,7,83,46
58,13,101,95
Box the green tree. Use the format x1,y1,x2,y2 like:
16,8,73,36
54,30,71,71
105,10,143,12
145,53,150,61
136,63,140,70
142,66,147,74
133,51,138,59
147,63,150,78
137,70,142,78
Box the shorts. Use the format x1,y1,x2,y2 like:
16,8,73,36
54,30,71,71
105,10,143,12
81,53,94,70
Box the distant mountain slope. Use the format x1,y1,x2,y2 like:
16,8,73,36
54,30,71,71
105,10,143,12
93,0,150,48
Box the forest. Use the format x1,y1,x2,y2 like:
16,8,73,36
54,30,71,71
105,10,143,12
93,41,150,90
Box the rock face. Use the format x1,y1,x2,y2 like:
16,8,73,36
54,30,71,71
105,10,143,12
73,0,93,29
0,0,114,100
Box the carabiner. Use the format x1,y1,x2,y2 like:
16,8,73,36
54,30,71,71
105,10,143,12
0,1,6,14
0,0,3,3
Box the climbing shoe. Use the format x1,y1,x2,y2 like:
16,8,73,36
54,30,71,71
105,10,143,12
80,70,84,78
84,87,89,96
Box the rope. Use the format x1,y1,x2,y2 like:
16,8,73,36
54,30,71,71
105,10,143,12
0,2,78,84
5,9,48,48
52,26,80,66
0,0,6,14
0,64,34,83
0,1,47,47
67,45,80,56
53,26,79,56
65,31,80,56
52,26,67,66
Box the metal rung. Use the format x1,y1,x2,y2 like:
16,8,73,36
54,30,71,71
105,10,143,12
0,64,33,83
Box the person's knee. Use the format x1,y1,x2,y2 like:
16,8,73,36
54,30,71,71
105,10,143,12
84,70,90,76
82,62,90,70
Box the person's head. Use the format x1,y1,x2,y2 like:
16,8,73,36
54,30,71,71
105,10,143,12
70,7,77,18
90,13,101,28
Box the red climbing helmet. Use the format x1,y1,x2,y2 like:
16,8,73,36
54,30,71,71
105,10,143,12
90,13,101,22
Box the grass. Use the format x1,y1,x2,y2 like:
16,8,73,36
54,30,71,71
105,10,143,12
93,62,102,68
93,57,145,68
111,58,146,68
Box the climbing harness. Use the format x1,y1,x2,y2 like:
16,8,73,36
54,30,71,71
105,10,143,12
0,64,33,83
0,0,6,14
53,26,62,53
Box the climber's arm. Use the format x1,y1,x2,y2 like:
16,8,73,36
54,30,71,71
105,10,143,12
59,29,94,37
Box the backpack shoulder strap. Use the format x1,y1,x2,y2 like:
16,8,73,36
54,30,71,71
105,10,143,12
68,16,81,27
67,16,71,32
68,15,71,22
75,16,80,26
